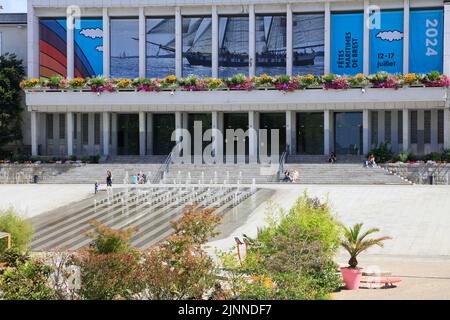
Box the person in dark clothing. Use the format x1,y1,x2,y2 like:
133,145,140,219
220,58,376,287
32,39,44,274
106,170,112,187
328,152,337,164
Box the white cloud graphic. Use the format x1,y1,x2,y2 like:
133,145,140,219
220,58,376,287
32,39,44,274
96,46,103,52
376,30,403,42
80,28,103,39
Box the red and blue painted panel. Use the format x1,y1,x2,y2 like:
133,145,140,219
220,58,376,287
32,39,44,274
74,19,103,77
39,19,68,78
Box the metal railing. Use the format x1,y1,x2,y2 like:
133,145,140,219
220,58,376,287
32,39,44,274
150,142,181,184
276,145,289,181
384,162,450,185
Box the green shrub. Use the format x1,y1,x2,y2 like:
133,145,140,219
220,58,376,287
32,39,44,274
87,221,136,255
398,151,414,162
69,155,77,161
0,259,55,300
0,209,34,253
0,248,30,268
368,143,394,163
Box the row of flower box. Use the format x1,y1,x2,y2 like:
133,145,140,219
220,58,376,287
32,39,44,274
20,71,450,93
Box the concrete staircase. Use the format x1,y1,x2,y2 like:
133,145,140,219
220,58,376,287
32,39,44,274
286,154,365,164
30,185,259,251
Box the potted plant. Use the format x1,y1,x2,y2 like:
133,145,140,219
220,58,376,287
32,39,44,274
340,223,391,290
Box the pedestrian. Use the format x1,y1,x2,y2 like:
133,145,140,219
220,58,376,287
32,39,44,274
106,170,112,187
94,181,99,194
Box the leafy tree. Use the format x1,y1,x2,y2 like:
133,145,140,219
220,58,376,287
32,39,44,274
0,208,34,253
0,53,25,150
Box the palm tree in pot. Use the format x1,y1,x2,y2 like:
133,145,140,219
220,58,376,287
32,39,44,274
340,223,391,290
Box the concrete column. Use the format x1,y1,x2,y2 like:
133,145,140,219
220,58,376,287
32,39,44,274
444,5,450,76
139,112,146,156
27,2,39,78
431,109,439,152
212,6,219,78
67,13,74,79
139,7,146,78
102,112,110,156
103,8,110,78
212,111,224,163
324,2,331,74
444,108,450,149
146,113,153,155
403,109,410,152
31,111,38,156
111,113,118,155
324,110,332,155
88,113,95,156
248,111,259,163
175,111,183,142
363,0,370,75
286,4,293,76
377,111,385,145
363,110,370,155
286,111,296,155
403,0,410,74
391,110,399,153
249,5,256,77
76,113,82,155
53,113,60,156
66,112,73,157
175,7,183,78
417,110,424,155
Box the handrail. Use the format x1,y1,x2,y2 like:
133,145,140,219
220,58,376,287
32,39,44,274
277,145,289,181
150,141,181,184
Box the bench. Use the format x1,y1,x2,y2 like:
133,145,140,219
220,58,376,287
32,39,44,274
360,277,402,288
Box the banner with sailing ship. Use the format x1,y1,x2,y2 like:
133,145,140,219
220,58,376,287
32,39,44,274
111,19,139,78
146,17,176,78
182,17,213,77
409,9,443,74
74,19,103,78
293,13,325,76
331,12,364,76
219,16,249,78
370,10,404,74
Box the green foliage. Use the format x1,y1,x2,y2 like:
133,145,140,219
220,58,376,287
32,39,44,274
398,151,414,162
0,53,25,149
228,73,247,85
368,143,394,163
223,194,342,300
0,208,34,253
0,259,55,300
87,221,136,254
341,223,391,268
423,152,442,162
0,248,30,268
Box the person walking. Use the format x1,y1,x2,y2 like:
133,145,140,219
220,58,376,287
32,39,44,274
106,170,112,187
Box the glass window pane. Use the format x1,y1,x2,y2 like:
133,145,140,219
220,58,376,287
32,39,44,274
256,15,286,76
111,19,139,78
292,14,324,76
219,16,249,78
334,112,363,155
39,19,67,78
183,17,212,77
146,17,176,78
74,19,103,77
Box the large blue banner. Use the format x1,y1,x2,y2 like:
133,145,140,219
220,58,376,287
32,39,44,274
409,9,443,74
331,12,364,75
370,11,404,74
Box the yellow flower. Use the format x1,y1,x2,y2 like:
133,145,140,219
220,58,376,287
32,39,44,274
305,74,314,81
356,73,365,80
165,75,177,83
404,73,418,84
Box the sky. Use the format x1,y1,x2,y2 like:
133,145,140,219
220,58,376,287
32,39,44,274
0,0,27,13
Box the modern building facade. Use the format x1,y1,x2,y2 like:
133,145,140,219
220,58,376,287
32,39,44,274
23,0,450,159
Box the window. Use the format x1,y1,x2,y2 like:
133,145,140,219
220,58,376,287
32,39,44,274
438,110,444,144
371,111,378,147
47,114,53,140
218,16,249,78
292,14,324,76
74,115,77,140
74,18,103,77
256,15,286,76
385,111,391,144
410,111,418,144
59,114,65,140
39,19,67,78
182,16,212,77
94,114,101,145
146,17,176,78
111,18,139,78
82,114,89,145
398,111,403,144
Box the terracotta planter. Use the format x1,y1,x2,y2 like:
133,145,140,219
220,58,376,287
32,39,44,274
340,267,363,290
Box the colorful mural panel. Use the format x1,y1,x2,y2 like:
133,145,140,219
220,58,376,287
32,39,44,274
39,19,67,78
331,12,364,76
293,13,325,76
74,19,103,78
409,9,443,74
370,10,404,74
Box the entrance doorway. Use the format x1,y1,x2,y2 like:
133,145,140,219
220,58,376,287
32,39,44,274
117,114,139,155
153,114,175,155
297,112,324,155
187,113,212,156
334,112,363,155
259,113,286,155
223,113,249,159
